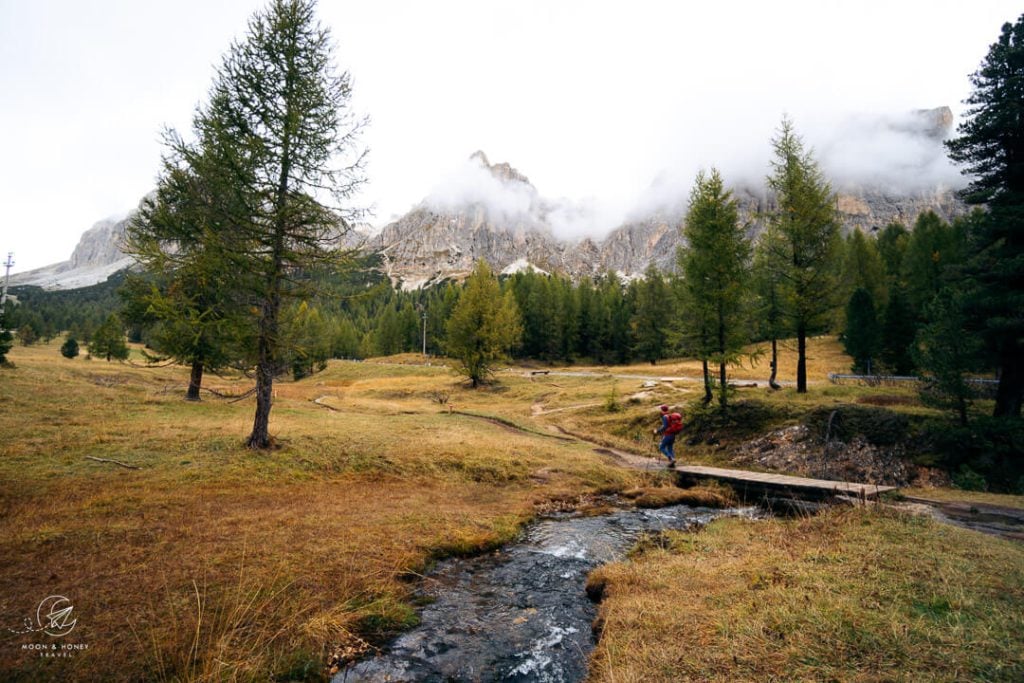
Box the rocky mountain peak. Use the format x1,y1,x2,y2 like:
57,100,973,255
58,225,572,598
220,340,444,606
913,106,954,139
469,150,532,187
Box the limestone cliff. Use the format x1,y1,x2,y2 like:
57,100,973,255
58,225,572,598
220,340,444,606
377,142,967,288
10,216,133,290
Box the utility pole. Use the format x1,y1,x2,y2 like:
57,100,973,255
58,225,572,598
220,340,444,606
422,310,428,357
0,252,12,310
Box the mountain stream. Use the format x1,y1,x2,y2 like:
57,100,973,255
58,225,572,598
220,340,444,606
335,502,757,682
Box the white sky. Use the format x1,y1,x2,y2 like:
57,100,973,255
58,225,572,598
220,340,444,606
1,0,1019,273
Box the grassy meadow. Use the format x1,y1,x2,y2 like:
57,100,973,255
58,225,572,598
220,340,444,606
1,337,1022,681
587,507,1024,682
0,340,645,681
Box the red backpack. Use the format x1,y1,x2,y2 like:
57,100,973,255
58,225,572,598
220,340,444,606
665,412,683,435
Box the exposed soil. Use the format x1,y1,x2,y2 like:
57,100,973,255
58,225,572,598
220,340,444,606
730,424,950,488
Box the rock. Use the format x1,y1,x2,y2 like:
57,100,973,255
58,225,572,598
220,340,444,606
10,215,135,289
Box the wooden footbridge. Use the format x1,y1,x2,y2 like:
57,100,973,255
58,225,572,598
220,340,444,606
674,464,896,501
461,415,898,503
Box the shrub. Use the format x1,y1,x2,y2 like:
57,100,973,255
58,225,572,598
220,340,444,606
604,382,621,412
952,465,988,492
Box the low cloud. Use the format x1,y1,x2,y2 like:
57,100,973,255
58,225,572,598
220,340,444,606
422,154,632,241
423,157,537,224
418,108,968,241
811,110,964,192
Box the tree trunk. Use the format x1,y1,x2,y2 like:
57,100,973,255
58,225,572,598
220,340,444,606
796,324,807,393
186,360,204,401
247,297,279,449
994,350,1023,418
717,316,727,410
768,337,781,390
719,360,728,410
247,61,293,450
702,358,713,404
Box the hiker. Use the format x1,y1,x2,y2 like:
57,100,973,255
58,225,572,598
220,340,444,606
653,404,683,468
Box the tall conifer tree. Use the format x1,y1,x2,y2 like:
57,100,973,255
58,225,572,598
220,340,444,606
946,14,1024,418
161,0,367,446
765,118,841,393
679,169,751,409
445,261,522,387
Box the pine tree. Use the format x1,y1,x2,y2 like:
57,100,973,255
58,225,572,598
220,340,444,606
914,287,984,427
0,327,12,365
445,261,522,387
287,301,331,379
679,169,751,409
843,288,880,374
838,229,887,320
630,265,672,365
765,118,842,392
901,211,964,314
879,286,916,375
946,13,1024,418
60,335,80,359
16,324,37,347
877,222,909,282
576,277,600,360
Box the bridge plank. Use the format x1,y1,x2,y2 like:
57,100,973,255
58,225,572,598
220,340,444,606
677,465,896,498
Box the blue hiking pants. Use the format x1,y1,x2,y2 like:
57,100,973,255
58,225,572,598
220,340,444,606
659,433,676,462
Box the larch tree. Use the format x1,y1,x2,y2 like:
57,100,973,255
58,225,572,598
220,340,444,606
445,261,522,387
900,211,964,315
182,0,367,447
124,162,248,401
678,169,752,410
765,117,842,393
752,224,787,390
946,13,1024,418
89,314,129,362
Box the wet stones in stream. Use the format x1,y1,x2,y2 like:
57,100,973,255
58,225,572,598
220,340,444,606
336,504,756,683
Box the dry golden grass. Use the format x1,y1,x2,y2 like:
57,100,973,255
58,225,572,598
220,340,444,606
588,507,1024,682
2,338,1019,682
0,341,636,682
899,488,1024,511
621,483,738,509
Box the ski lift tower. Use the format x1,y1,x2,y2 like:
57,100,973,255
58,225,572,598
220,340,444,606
0,252,12,310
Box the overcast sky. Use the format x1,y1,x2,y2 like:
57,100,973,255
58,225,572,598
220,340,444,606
1,0,1020,273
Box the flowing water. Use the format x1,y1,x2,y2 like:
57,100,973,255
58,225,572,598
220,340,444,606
335,503,757,683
